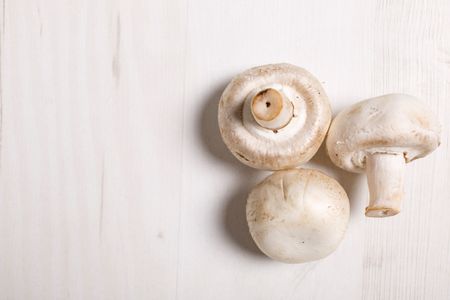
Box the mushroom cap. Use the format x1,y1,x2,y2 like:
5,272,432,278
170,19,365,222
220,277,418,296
246,168,350,264
218,63,331,170
326,94,441,173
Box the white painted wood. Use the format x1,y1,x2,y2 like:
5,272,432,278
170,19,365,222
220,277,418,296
0,0,449,299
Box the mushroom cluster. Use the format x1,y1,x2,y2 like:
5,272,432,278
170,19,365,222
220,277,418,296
218,64,441,263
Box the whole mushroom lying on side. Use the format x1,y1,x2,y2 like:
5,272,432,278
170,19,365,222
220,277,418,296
326,94,441,217
247,169,350,263
218,63,331,170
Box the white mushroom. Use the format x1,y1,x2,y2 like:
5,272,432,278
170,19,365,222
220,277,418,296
326,94,441,217
246,169,350,263
218,63,331,170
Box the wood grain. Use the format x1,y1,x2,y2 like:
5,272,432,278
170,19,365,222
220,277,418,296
0,0,448,299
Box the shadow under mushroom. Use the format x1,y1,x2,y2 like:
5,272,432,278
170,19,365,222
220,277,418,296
197,79,265,257
198,80,240,166
221,183,266,257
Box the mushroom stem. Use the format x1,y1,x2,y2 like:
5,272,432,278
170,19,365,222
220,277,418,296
250,88,293,130
365,152,405,217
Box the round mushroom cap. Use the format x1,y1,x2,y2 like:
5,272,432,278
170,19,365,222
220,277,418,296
246,169,350,263
327,94,441,173
218,63,331,170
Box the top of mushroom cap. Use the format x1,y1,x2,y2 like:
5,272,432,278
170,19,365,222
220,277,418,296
326,94,441,173
218,63,331,170
246,168,350,263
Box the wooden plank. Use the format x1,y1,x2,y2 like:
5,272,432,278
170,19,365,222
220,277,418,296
363,1,450,299
180,1,374,299
0,0,187,298
0,0,449,299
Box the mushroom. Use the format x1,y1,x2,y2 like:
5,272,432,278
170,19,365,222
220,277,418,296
326,94,441,217
218,63,331,170
246,168,350,263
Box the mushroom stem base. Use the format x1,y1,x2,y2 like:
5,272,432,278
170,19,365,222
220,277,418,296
365,152,405,218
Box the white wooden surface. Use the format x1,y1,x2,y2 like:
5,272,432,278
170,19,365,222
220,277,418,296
0,0,449,299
